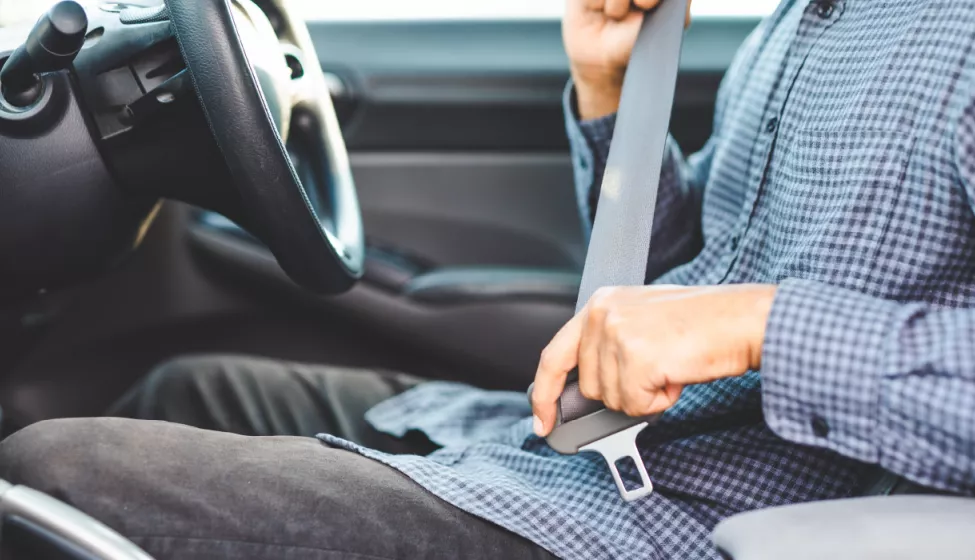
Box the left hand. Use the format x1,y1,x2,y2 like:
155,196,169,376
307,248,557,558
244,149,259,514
531,284,778,436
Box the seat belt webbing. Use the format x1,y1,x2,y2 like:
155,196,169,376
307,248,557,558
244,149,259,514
530,0,688,502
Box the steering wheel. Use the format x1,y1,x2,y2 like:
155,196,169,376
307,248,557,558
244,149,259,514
0,0,363,556
0,0,364,298
167,0,365,293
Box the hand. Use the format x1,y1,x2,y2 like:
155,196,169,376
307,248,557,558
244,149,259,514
531,284,777,436
564,0,693,120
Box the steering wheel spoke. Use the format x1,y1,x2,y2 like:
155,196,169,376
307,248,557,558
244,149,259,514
282,44,317,109
165,0,365,293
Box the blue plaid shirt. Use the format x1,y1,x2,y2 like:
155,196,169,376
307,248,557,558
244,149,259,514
320,1,975,557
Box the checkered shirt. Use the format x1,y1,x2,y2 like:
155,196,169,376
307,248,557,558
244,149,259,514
319,1,975,558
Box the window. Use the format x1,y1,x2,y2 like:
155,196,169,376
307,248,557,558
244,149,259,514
0,1,780,28
0,1,46,26
293,0,781,21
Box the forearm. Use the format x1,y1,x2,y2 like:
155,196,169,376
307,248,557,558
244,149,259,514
762,279,975,495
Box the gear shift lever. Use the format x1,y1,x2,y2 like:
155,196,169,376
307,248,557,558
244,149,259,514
0,0,87,107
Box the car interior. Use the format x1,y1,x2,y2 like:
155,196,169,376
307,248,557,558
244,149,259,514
0,0,971,558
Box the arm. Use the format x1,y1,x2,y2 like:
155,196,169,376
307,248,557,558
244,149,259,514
565,85,715,282
761,280,975,494
564,86,713,285
562,0,706,281
761,94,975,495
530,275,975,492
533,97,975,478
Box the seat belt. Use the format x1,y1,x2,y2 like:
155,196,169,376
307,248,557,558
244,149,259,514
528,0,688,502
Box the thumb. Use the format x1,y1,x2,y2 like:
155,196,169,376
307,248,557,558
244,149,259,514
531,312,586,436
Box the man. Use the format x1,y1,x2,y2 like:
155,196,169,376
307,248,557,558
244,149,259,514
2,0,974,558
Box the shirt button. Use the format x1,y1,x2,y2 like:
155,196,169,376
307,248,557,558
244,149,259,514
765,117,779,134
730,235,740,251
811,415,831,438
578,157,589,171
816,0,836,19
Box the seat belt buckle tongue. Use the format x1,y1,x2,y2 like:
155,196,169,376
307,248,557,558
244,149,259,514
527,382,659,501
528,0,687,504
580,421,653,502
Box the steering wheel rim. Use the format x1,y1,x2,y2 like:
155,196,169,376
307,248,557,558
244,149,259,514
166,0,364,294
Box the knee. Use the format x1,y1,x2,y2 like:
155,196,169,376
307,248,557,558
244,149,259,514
146,355,220,392
108,357,202,421
0,418,118,494
135,355,231,414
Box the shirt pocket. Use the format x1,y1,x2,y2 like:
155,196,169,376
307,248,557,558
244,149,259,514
760,125,916,291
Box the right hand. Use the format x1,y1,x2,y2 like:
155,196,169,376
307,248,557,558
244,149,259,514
564,0,692,120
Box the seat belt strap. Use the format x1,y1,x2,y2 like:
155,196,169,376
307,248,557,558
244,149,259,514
528,0,688,502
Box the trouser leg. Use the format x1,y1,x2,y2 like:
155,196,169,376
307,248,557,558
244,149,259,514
0,418,556,560
109,355,436,454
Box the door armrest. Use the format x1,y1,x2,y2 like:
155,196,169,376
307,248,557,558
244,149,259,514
404,267,580,305
712,496,975,560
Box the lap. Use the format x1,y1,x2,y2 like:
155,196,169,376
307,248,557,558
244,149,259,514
0,417,553,560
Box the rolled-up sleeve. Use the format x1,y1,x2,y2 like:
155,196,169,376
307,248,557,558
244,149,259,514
563,82,616,236
762,278,975,494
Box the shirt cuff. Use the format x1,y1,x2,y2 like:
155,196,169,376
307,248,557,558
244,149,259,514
563,80,617,234
563,80,618,144
761,278,901,463
578,114,617,149
570,88,616,172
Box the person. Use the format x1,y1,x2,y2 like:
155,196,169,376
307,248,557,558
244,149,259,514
2,0,975,558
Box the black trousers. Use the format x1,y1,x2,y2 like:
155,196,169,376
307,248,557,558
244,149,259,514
0,356,556,560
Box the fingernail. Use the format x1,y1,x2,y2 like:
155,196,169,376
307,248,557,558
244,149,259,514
532,415,544,436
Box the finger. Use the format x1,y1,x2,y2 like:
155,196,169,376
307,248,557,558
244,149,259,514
617,342,664,417
632,0,661,10
604,285,689,306
577,302,604,402
532,312,586,436
619,369,683,416
644,384,684,415
617,348,650,417
685,0,693,28
644,284,693,296
620,385,653,417
603,0,632,20
599,339,623,410
583,0,605,11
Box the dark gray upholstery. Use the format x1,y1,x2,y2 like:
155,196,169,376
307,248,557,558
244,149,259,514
404,268,580,304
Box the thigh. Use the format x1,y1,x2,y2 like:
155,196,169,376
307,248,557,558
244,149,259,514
0,418,554,560
110,355,435,454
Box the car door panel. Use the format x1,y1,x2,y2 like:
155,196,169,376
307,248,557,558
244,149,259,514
353,152,584,269
311,19,754,269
